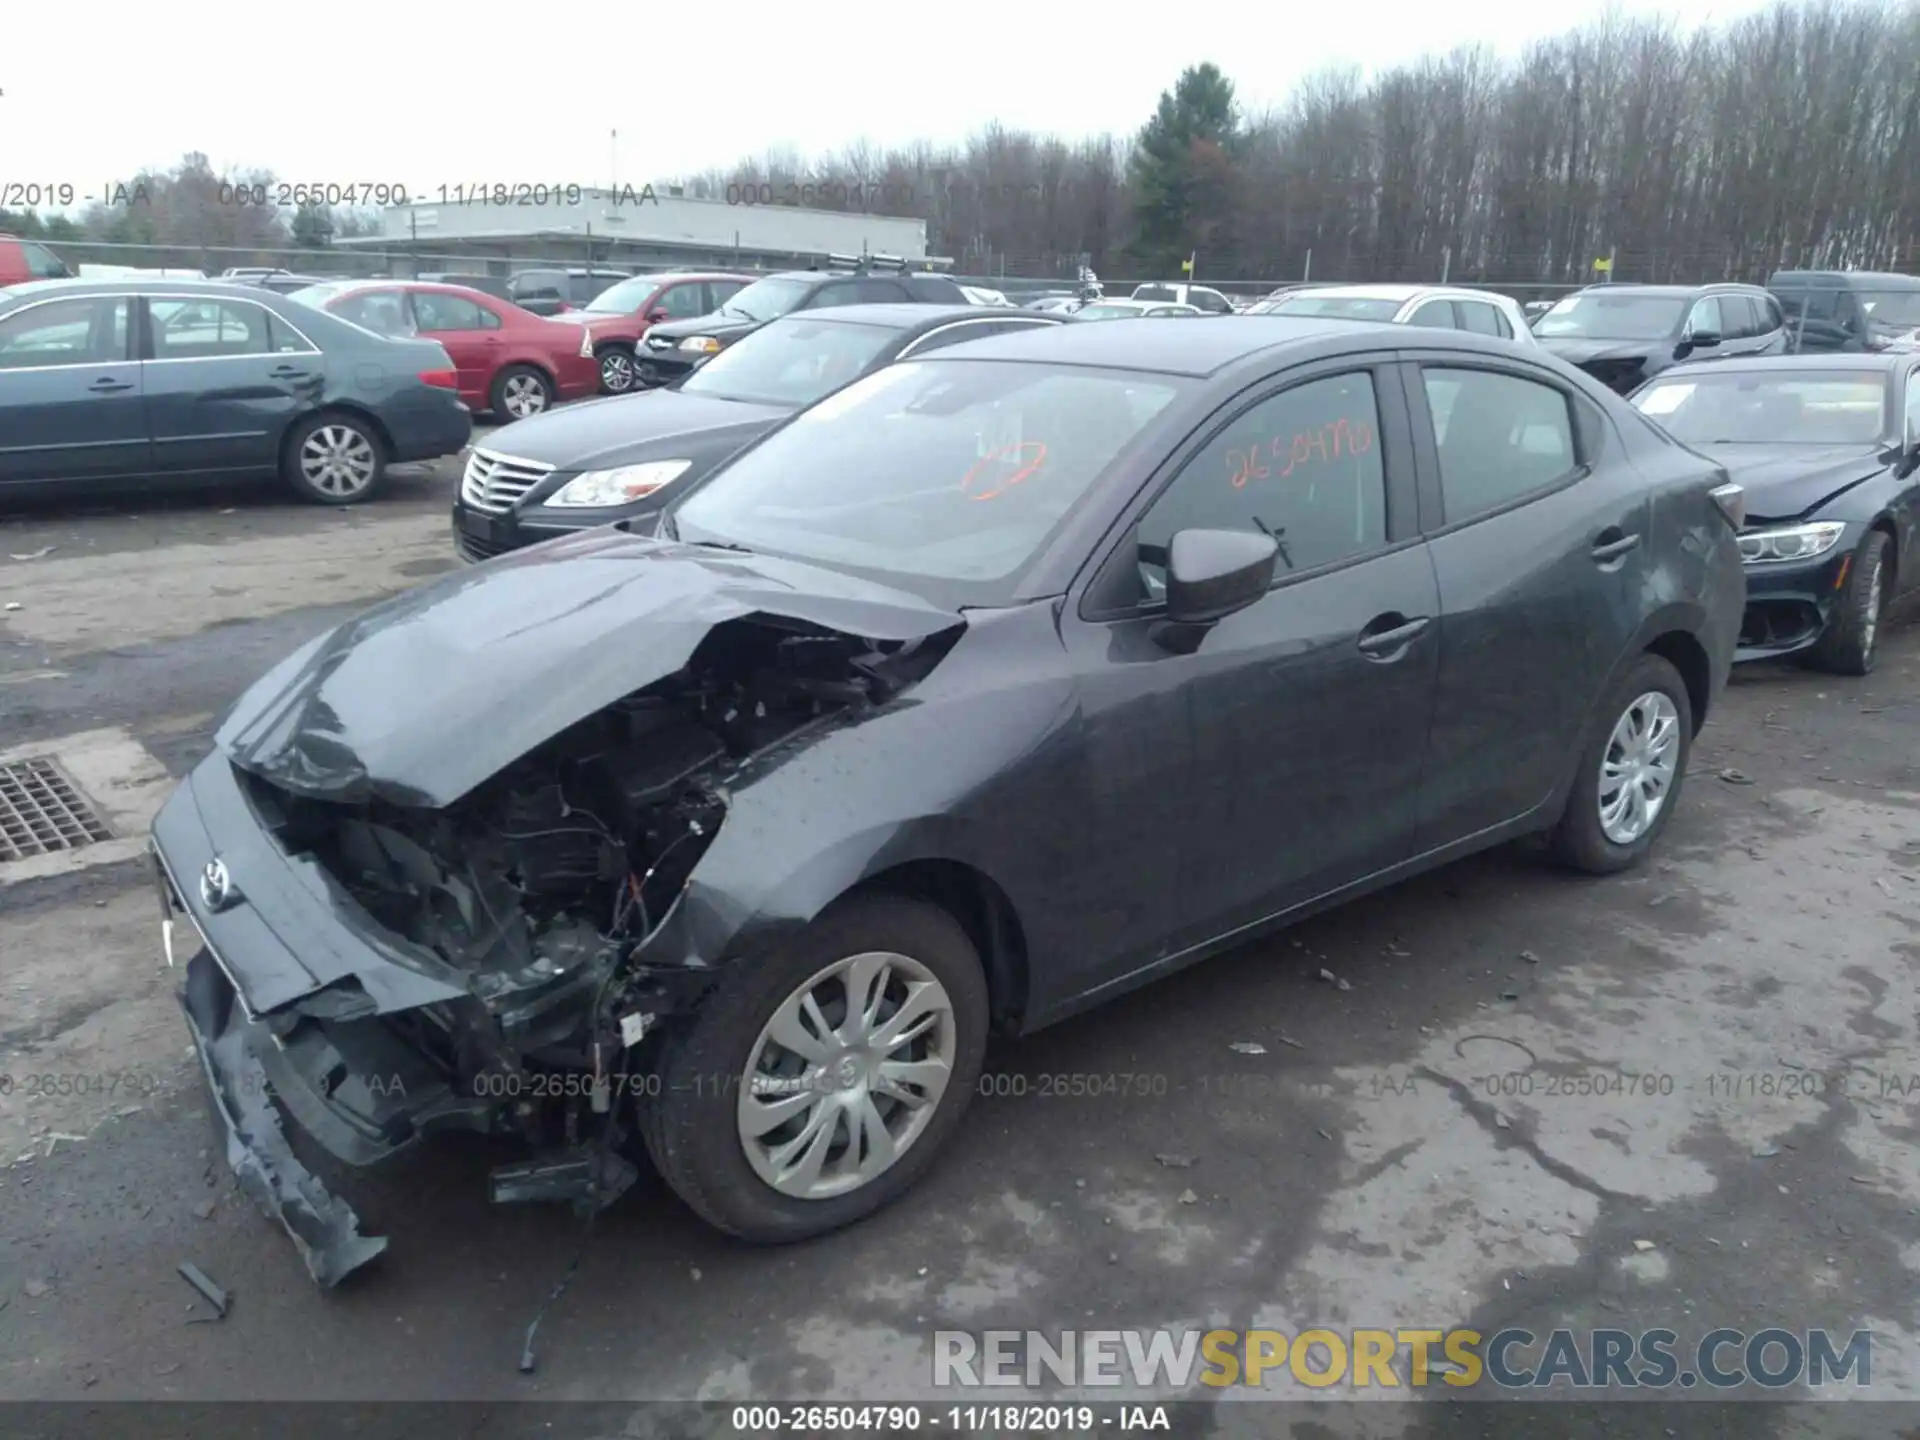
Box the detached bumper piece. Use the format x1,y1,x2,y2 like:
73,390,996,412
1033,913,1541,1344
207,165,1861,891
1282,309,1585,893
180,949,388,1288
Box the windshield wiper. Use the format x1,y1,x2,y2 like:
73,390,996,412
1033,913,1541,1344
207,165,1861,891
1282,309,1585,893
720,305,758,322
693,539,754,554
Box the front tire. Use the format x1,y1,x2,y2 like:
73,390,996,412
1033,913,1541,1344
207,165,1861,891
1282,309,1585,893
642,894,989,1242
490,364,553,421
1549,652,1693,875
281,412,386,505
598,345,638,394
1807,529,1891,676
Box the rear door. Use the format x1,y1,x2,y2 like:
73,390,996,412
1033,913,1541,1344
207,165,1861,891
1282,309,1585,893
1403,352,1650,849
0,294,146,484
408,289,500,406
141,293,320,475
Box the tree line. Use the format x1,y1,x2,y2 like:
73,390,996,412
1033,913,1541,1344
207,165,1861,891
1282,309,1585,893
10,1,1920,286
684,0,1920,285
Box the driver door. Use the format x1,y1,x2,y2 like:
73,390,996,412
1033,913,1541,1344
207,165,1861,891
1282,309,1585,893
1055,355,1439,998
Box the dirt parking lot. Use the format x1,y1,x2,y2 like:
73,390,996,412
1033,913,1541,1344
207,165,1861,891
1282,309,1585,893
2,453,1919,1436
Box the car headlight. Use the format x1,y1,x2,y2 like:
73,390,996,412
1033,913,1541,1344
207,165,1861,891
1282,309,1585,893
545,461,693,508
1737,520,1846,564
678,336,722,354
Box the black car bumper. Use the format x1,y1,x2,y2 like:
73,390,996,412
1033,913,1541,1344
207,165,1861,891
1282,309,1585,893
387,396,474,463
1734,544,1854,661
633,345,704,387
451,497,662,562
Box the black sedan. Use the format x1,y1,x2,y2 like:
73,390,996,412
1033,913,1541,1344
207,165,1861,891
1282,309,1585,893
1628,354,1920,673
635,266,971,387
452,303,1065,561
152,317,1743,1283
0,279,471,504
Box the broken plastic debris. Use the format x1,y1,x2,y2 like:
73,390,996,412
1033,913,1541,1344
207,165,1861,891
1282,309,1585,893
8,546,53,561
1177,1189,1199,1205
192,1198,216,1220
1318,968,1352,991
618,1011,654,1047
1279,1034,1305,1049
3,602,19,612
177,1262,229,1319
23,1279,48,1298
1229,1042,1267,1055
1519,950,1540,964
1631,1240,1656,1252
1719,768,1754,784
1154,1154,1196,1169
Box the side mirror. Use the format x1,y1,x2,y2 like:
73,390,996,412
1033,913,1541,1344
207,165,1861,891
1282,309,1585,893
1679,329,1721,356
1153,529,1279,652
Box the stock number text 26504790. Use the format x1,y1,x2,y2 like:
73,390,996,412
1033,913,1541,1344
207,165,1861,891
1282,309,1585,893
1226,418,1375,489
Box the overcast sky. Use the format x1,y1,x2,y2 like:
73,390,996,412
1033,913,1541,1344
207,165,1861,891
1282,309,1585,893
5,0,1773,200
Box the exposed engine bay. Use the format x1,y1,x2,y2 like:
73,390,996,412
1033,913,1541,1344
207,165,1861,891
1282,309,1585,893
276,616,948,1021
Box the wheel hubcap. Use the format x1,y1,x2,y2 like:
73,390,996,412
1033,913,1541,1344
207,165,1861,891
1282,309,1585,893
1863,557,1883,656
1598,691,1681,845
503,374,547,417
299,425,376,497
602,354,633,390
737,951,956,1200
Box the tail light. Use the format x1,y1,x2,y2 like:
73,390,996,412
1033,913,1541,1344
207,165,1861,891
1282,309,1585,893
419,369,459,389
1709,480,1745,529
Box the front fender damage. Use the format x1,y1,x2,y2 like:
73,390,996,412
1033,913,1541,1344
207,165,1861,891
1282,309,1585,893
181,604,965,1286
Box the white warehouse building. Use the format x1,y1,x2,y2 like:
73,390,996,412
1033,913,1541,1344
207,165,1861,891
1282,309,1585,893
338,186,930,277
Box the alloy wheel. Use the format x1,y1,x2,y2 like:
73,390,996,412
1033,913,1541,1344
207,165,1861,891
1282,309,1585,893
502,373,549,418
736,951,956,1201
299,425,377,498
1597,691,1681,846
600,352,635,392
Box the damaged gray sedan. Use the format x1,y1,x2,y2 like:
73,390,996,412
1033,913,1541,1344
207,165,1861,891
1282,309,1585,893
152,317,1742,1285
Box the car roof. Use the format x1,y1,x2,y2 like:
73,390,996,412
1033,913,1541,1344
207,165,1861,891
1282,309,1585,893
1770,270,1920,285
1287,283,1428,302
793,303,1046,332
1658,352,1913,378
0,277,294,300
923,313,1442,376
1576,283,1765,297
618,270,755,284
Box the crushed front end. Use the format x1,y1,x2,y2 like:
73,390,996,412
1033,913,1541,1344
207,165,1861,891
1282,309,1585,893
154,614,954,1285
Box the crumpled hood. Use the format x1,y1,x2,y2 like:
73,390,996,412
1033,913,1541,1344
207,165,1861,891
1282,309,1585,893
1536,337,1659,365
217,531,965,809
645,313,758,345
1693,443,1887,523
474,388,788,470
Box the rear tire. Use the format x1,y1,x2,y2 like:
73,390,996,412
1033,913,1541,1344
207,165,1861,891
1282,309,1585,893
597,345,638,394
1548,652,1694,875
280,412,386,505
490,364,553,421
642,894,989,1242
1806,529,1890,676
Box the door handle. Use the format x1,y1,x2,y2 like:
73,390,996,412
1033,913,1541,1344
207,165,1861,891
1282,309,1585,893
1591,530,1642,564
89,377,134,392
1356,613,1432,659
268,366,310,379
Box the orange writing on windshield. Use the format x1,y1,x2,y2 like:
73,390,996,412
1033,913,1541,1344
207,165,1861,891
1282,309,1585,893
961,440,1049,501
1227,417,1374,489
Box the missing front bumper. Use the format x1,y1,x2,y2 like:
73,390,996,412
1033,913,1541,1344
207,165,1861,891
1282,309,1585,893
179,948,389,1288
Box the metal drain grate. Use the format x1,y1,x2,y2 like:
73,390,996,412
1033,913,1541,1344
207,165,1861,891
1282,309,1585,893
0,757,115,862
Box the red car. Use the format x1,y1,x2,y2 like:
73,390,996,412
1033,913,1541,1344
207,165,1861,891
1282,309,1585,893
289,279,600,420
551,270,754,393
0,233,71,286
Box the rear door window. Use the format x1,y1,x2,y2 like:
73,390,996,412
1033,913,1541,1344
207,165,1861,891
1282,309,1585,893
148,297,276,359
1407,300,1457,329
410,291,490,331
1455,301,1509,337
1421,367,1578,524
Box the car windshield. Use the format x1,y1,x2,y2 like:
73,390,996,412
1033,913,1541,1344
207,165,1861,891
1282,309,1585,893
1133,285,1179,301
714,276,814,323
1074,303,1146,320
680,317,897,406
1861,292,1920,327
584,276,666,315
1535,293,1688,341
288,283,346,307
668,360,1185,603
1632,371,1888,445
1271,295,1403,321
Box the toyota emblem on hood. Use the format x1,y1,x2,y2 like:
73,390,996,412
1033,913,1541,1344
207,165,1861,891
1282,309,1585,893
199,858,241,912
